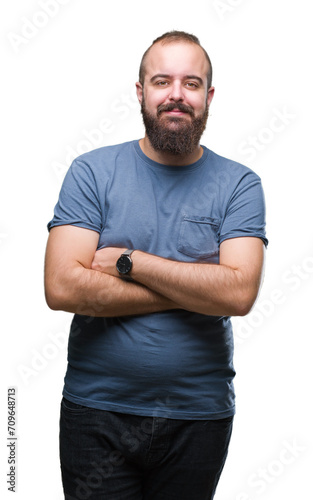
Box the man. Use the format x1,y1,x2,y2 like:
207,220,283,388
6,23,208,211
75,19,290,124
45,31,268,500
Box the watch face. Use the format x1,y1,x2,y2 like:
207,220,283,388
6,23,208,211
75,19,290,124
116,255,132,275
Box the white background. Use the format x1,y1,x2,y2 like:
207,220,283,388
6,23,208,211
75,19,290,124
1,0,312,498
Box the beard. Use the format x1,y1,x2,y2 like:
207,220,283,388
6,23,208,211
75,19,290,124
140,98,209,156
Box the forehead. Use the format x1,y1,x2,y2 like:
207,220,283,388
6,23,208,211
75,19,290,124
144,41,209,82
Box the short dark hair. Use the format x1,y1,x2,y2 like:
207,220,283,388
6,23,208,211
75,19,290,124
139,30,213,88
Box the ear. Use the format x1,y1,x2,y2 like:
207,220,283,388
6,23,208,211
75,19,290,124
136,82,143,105
207,86,215,107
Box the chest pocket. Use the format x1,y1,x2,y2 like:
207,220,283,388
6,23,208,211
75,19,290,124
178,215,220,260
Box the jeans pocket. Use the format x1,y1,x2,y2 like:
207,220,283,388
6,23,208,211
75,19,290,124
178,215,220,259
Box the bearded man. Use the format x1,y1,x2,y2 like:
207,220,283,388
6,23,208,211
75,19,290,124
45,31,268,500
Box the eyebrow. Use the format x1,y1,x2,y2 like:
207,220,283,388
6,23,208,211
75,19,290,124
150,74,204,85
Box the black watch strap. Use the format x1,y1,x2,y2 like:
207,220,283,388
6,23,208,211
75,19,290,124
123,249,135,258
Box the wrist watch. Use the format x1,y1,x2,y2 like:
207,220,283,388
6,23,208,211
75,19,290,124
116,249,135,281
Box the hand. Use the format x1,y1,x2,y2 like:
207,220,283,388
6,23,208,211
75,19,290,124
91,247,127,276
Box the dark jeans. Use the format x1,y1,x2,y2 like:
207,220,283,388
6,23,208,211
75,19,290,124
60,398,233,500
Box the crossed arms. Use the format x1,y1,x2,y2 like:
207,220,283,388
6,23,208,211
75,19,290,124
44,225,265,317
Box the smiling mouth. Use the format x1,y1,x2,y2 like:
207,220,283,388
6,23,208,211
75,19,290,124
157,103,194,118
164,109,187,114
160,109,192,120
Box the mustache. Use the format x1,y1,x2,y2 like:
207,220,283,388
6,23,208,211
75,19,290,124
157,102,195,117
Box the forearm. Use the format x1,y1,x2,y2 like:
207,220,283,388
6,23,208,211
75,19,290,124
45,264,180,317
89,238,264,317
131,251,256,316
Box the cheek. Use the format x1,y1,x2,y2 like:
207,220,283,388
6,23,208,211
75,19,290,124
191,97,208,115
150,91,168,105
144,87,171,106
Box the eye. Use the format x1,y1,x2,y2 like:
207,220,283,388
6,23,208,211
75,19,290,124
156,81,169,87
185,82,198,89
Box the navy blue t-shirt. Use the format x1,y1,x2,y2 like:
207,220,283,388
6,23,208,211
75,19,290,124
48,140,268,419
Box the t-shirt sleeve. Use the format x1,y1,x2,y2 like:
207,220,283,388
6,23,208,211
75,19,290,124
47,159,102,233
219,170,268,247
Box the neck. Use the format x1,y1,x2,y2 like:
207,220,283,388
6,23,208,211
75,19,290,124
139,136,203,166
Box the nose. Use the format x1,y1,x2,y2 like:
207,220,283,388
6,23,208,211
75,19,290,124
168,80,184,102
